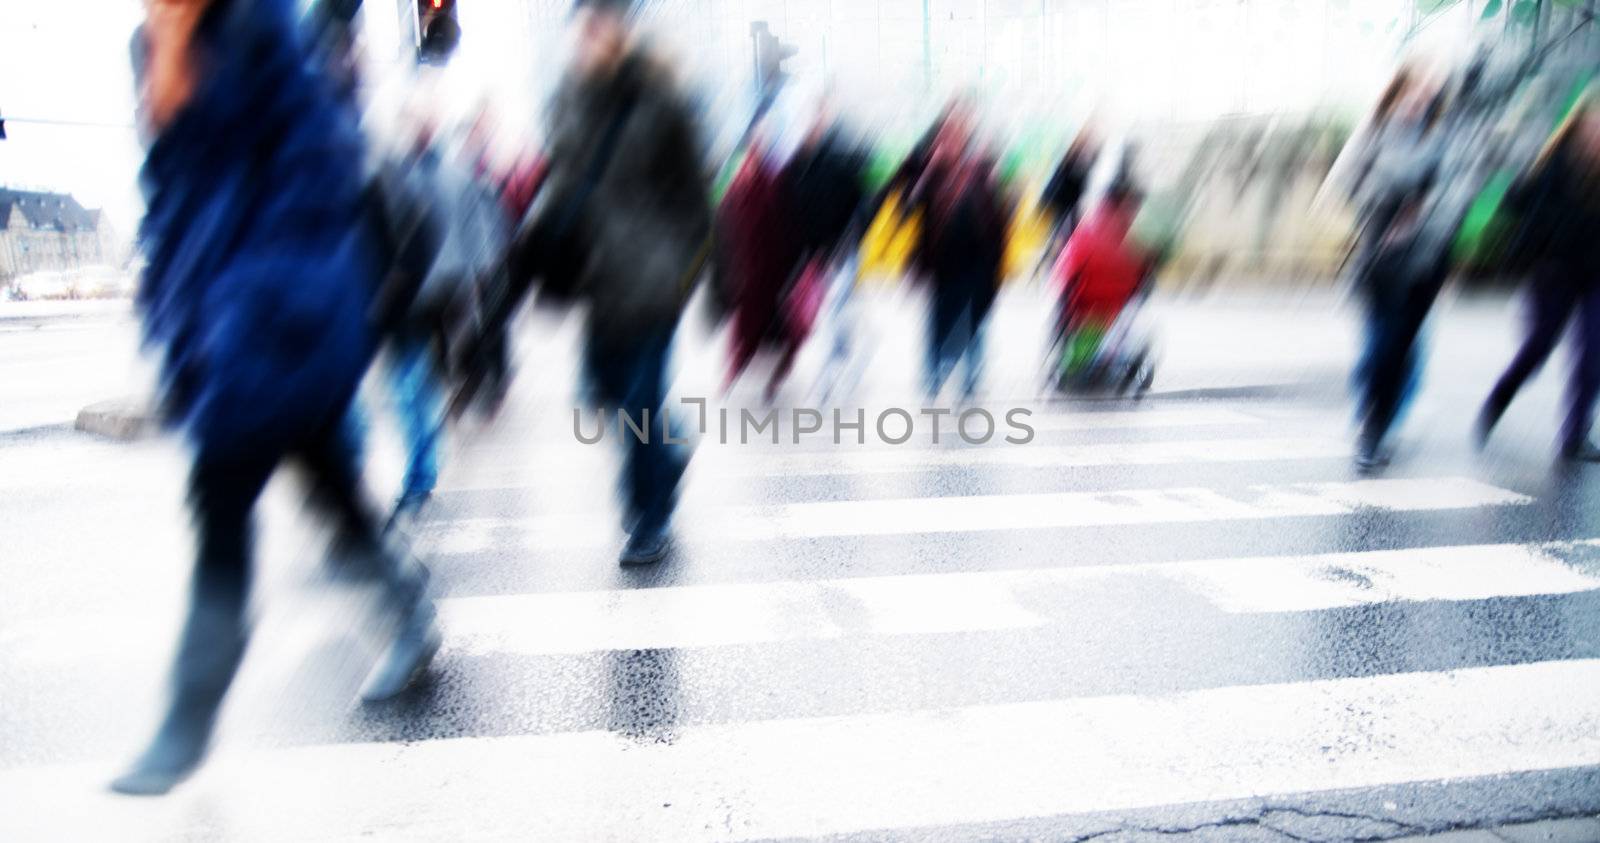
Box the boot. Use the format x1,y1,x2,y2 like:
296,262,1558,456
358,545,440,703
110,596,248,796
361,597,440,702
1475,395,1509,451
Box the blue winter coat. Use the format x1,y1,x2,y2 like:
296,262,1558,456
137,0,380,460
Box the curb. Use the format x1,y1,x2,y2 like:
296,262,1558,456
1389,816,1600,841
74,397,155,441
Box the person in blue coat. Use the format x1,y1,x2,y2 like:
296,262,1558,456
114,0,438,796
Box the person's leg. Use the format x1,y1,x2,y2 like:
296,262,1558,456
296,414,438,700
926,285,960,398
111,452,274,795
1360,281,1441,462
1561,276,1600,457
622,329,685,563
1481,271,1575,443
767,330,801,402
388,334,442,512
962,284,993,400
584,337,647,533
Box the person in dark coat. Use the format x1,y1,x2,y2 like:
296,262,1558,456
509,0,713,565
1478,92,1600,460
909,102,1011,400
113,0,437,796
785,104,871,400
1041,130,1098,241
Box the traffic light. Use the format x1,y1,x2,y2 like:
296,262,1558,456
750,21,796,106
417,0,460,65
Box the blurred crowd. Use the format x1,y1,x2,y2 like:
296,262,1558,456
112,0,1595,796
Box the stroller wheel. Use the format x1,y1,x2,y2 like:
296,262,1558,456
1133,359,1155,398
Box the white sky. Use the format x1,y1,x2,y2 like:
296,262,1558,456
0,0,145,238
0,0,1477,243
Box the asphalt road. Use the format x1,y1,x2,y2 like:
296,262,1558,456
2,286,1598,841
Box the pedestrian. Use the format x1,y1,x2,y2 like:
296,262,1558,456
1041,129,1098,242
717,127,806,401
113,0,438,796
908,100,1011,401
784,96,872,401
503,0,713,565
1339,67,1450,471
387,105,511,518
1477,90,1600,460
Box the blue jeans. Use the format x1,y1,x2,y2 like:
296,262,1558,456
389,338,442,499
584,327,688,537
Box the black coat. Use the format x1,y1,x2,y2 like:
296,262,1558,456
785,130,870,259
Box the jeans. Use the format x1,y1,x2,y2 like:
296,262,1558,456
584,326,688,537
1358,278,1443,449
388,337,442,499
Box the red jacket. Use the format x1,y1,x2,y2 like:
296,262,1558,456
1053,201,1143,318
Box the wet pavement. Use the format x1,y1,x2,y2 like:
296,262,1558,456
1,287,1598,840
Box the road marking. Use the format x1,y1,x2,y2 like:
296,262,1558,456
423,477,1533,553
435,408,1281,490
7,659,1600,840
1003,407,1265,431
720,436,1350,475
434,435,1349,490
428,540,1600,657
11,540,1595,668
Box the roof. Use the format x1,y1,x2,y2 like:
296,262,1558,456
0,189,102,233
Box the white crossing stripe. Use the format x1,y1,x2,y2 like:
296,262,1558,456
425,477,1532,553
706,436,1349,476
1016,406,1266,431
436,436,1349,490
7,659,1600,841
435,409,1283,490
432,540,1600,657
11,540,1595,668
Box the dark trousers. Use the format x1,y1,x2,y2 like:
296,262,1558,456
153,409,403,751
1485,266,1600,450
1359,279,1443,448
190,410,385,615
927,275,994,398
584,327,688,536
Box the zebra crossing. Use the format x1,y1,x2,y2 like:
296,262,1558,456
2,398,1599,841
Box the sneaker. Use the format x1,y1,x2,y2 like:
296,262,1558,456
109,720,210,796
1560,440,1600,462
619,530,671,566
385,490,432,533
360,603,440,702
1354,437,1391,474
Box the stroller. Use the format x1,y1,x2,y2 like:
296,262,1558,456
1048,189,1159,396
1054,294,1156,395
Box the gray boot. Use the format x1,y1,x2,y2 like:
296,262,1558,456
110,595,248,796
339,538,440,703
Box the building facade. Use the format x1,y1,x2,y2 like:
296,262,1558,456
0,189,119,281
